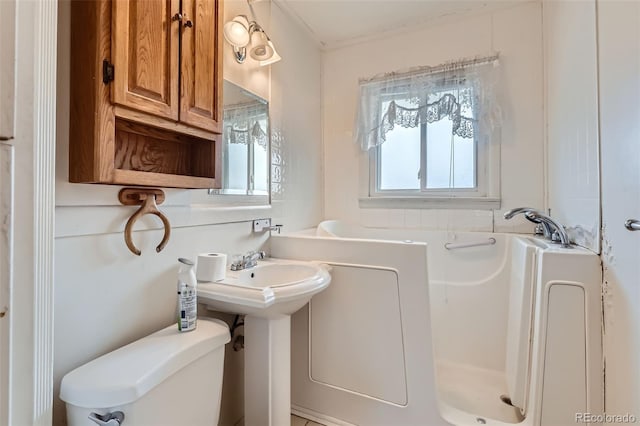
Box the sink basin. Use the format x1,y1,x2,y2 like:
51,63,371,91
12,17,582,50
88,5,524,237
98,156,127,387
198,259,331,318
236,263,325,288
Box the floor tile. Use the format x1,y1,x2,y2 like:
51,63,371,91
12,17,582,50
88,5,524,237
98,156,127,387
291,414,308,426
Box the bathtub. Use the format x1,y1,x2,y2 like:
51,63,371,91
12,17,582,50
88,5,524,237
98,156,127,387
271,220,603,426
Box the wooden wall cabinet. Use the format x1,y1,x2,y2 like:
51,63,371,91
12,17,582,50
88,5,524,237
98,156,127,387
70,0,223,189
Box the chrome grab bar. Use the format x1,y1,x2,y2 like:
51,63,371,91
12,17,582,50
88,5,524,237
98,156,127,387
625,219,640,231
444,237,497,251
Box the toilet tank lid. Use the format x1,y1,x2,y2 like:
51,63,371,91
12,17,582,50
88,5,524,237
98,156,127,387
59,318,230,408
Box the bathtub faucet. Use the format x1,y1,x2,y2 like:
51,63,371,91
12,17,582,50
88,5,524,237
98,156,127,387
504,207,553,237
503,207,571,248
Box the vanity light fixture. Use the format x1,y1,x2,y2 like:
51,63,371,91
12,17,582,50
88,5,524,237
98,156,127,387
223,11,281,65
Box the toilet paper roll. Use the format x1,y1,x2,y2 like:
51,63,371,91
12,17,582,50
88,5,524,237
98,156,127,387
196,253,227,283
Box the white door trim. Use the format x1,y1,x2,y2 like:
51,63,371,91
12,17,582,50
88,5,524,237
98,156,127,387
0,143,14,426
7,0,57,424
31,0,57,423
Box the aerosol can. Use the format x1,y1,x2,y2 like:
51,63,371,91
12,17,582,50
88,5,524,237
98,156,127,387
177,258,197,332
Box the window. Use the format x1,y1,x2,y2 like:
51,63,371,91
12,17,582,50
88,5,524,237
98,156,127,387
220,81,270,197
223,113,269,196
191,80,270,208
355,57,501,208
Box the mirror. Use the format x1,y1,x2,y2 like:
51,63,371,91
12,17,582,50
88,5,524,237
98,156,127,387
221,80,270,196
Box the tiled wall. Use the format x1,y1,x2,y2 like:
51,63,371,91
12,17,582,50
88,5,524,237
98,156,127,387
269,2,324,231
543,0,600,253
359,209,495,232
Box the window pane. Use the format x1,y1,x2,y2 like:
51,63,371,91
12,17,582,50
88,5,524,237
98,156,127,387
452,135,475,188
425,120,475,189
226,143,248,191
379,125,421,190
425,87,476,189
425,119,452,189
375,87,476,193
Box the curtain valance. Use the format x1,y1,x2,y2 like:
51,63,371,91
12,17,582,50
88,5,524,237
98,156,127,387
224,101,268,148
354,54,501,151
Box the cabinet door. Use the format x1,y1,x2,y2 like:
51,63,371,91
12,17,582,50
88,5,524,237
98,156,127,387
112,0,180,120
179,0,222,133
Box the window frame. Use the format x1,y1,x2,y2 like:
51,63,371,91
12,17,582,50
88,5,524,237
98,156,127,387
360,76,500,210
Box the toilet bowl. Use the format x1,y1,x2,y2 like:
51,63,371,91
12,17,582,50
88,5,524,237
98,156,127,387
60,318,230,426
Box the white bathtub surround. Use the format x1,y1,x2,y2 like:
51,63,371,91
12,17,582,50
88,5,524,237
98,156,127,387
434,236,602,426
274,221,603,426
273,233,444,425
543,0,600,253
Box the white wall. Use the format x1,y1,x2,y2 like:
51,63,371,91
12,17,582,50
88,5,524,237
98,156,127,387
322,2,544,233
269,2,324,230
222,0,324,231
543,0,600,253
53,0,322,425
598,0,640,420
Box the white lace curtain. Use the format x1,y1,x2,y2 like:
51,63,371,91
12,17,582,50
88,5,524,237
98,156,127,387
224,101,268,148
354,54,502,151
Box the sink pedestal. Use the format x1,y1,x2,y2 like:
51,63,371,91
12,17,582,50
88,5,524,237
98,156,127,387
196,260,332,425
244,315,291,426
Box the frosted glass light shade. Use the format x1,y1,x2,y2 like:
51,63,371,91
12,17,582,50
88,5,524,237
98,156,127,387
249,30,273,61
259,41,281,66
223,15,250,47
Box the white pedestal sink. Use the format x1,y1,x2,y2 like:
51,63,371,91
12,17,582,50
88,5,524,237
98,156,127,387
198,259,332,426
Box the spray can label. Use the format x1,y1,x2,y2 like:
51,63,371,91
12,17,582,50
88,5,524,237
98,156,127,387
177,281,197,331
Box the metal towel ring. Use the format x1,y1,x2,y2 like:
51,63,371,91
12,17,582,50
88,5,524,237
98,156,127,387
119,188,171,256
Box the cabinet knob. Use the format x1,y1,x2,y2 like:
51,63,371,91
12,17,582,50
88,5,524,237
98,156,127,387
184,19,193,28
172,13,183,21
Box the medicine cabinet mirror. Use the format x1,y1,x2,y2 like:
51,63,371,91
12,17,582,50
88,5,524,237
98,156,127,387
218,80,270,199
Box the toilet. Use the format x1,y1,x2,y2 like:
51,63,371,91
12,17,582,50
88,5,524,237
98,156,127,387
60,318,230,426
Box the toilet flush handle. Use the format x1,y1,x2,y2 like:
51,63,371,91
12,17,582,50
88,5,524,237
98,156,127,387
88,411,125,426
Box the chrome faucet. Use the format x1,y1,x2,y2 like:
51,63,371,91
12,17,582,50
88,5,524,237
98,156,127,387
503,207,571,248
253,218,283,234
504,207,553,238
230,250,266,271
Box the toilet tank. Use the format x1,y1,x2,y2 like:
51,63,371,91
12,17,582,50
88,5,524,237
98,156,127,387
60,318,230,426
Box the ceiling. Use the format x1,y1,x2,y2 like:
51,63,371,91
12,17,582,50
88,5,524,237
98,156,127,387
275,0,531,49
